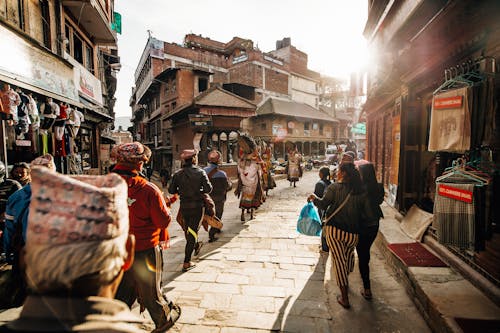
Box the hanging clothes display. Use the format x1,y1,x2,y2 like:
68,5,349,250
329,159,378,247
428,87,471,152
433,159,490,251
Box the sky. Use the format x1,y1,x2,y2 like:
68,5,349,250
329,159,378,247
113,0,369,119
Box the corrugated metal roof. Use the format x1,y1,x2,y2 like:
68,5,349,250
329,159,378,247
258,98,339,122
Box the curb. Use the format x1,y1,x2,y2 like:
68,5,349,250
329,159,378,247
375,206,500,333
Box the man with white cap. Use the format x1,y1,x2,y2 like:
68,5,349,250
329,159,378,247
203,150,232,242
111,142,180,332
0,167,143,332
168,149,212,272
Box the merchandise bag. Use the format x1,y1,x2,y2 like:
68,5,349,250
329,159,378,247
297,202,322,236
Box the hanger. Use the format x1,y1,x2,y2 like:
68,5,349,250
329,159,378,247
437,158,489,185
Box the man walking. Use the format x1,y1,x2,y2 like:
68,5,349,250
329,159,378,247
111,142,180,332
169,149,212,271
204,150,232,242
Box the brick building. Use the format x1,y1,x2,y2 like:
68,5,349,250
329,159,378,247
0,0,120,174
130,34,341,174
363,0,500,294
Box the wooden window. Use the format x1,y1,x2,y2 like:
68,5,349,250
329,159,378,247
73,34,83,64
85,44,94,73
40,0,51,48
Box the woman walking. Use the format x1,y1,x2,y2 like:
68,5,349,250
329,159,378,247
314,166,332,253
356,163,384,300
308,163,366,309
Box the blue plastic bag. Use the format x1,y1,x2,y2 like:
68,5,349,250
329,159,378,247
297,202,322,236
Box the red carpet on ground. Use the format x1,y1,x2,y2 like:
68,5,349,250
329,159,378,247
387,242,447,267
454,317,500,333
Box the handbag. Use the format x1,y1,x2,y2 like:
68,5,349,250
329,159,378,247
297,202,322,236
322,192,351,224
203,214,223,229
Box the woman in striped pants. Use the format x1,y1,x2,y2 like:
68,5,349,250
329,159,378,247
308,163,365,309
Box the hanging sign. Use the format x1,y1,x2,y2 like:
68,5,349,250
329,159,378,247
433,96,463,109
437,184,473,203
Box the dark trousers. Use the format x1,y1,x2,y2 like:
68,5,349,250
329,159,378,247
181,206,203,263
356,224,379,289
116,246,170,329
209,200,224,240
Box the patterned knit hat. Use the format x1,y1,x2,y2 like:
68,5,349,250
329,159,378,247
180,149,198,160
27,166,129,246
207,150,222,164
111,142,151,164
31,154,56,171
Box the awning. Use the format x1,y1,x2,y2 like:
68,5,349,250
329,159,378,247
79,96,113,121
0,73,83,109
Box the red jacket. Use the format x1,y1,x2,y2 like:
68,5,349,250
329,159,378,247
113,165,172,251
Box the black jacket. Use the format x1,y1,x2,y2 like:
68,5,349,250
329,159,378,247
168,165,212,209
313,182,368,234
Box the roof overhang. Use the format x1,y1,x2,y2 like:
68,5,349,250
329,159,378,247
62,0,117,44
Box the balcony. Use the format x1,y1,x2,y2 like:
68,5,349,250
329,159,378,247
62,0,116,44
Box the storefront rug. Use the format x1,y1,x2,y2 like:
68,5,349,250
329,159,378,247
387,242,447,267
454,317,500,333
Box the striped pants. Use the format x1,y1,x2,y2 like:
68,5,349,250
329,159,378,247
324,225,359,287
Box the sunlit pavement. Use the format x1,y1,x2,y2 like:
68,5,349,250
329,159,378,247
152,170,430,332
0,170,430,332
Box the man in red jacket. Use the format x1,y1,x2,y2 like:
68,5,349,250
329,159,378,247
111,142,180,332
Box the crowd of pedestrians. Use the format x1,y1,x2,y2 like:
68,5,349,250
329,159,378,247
0,138,383,331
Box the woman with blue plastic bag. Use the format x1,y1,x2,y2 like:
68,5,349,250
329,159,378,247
307,163,365,309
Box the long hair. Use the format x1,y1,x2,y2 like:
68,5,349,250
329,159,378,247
339,162,363,194
358,163,378,196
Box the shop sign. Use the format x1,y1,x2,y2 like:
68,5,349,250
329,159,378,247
433,96,463,109
232,54,248,64
263,55,284,66
437,184,473,203
0,25,78,102
68,58,103,105
351,122,366,134
189,114,212,127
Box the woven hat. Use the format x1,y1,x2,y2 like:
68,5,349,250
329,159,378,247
31,154,56,171
180,149,198,160
208,150,222,164
27,166,129,247
111,142,151,164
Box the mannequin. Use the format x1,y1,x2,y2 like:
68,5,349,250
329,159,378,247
27,93,40,130
15,89,31,139
69,107,84,136
0,83,21,124
54,102,69,140
39,97,59,132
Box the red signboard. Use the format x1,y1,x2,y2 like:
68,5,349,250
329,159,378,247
433,96,463,109
437,184,473,203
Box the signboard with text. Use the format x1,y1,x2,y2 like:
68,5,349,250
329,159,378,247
437,184,473,203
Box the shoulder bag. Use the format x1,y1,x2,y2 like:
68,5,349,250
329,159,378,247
322,192,351,225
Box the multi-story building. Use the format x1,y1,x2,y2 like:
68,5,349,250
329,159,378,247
0,0,120,174
363,0,500,305
130,34,339,175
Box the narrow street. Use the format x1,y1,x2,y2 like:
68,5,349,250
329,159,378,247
153,170,431,332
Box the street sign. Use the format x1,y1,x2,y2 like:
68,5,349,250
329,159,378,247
189,114,213,127
351,122,366,134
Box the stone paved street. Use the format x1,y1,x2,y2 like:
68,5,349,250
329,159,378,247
154,170,431,332
0,170,432,332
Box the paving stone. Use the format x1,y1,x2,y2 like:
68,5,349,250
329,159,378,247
234,311,281,330
242,285,286,297
199,293,233,309
180,324,220,333
230,295,276,313
198,282,241,294
216,273,250,285
176,306,206,325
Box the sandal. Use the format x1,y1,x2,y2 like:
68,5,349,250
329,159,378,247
182,264,196,272
337,295,351,309
194,241,203,256
361,289,373,300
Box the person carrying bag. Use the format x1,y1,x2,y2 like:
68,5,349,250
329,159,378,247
307,163,366,309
